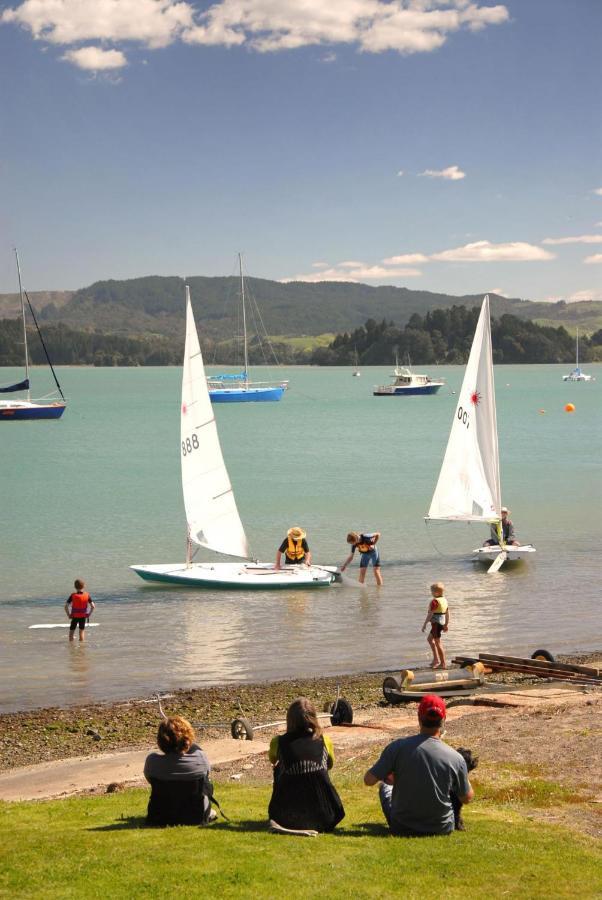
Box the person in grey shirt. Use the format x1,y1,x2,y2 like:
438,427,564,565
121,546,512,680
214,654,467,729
364,694,473,836
144,715,213,826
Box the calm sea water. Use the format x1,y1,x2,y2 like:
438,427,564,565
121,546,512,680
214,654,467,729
0,364,600,712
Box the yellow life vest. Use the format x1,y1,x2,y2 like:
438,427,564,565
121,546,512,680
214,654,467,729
432,596,448,615
286,536,305,561
356,535,375,553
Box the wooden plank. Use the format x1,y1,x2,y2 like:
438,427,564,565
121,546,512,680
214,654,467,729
474,659,601,684
478,653,600,677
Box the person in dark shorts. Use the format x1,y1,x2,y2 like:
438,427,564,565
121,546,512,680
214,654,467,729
341,531,383,585
421,581,448,669
64,579,95,642
275,526,311,568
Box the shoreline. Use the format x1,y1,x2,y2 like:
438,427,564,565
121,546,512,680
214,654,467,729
1,651,599,773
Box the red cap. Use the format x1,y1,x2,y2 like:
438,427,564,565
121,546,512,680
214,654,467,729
418,694,447,723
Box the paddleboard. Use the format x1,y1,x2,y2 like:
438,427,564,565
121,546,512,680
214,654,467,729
29,623,100,629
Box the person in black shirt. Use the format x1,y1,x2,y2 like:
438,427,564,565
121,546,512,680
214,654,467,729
275,526,311,567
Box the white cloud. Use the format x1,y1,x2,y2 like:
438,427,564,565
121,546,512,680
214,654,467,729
431,240,555,262
542,234,602,245
566,289,602,302
419,165,465,180
283,262,422,283
382,253,428,264
396,170,404,177
487,288,509,297
338,259,366,268
320,51,337,63
584,253,602,264
594,188,602,196
62,46,127,70
1,0,510,63
2,0,194,49
311,261,329,269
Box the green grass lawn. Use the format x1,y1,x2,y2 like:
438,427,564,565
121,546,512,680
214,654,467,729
1,779,600,899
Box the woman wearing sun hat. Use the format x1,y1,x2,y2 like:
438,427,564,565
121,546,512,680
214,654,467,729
275,526,311,568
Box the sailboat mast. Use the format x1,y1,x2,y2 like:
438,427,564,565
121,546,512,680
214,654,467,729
238,253,249,387
14,248,30,401
576,327,579,368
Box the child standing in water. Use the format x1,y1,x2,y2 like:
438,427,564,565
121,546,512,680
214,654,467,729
64,579,95,642
341,531,383,585
421,582,449,669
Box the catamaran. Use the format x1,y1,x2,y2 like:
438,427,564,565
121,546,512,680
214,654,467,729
0,249,66,421
207,254,289,403
426,296,535,573
563,328,594,382
131,286,336,588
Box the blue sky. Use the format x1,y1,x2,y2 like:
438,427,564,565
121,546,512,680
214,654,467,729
0,0,600,303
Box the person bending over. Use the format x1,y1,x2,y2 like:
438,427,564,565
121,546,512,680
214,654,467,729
275,526,311,568
341,531,383,585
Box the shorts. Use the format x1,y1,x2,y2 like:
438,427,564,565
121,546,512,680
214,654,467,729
359,549,380,569
430,622,444,639
284,557,306,566
70,617,87,631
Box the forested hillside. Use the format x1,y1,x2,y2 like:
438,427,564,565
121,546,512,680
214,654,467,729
1,275,600,342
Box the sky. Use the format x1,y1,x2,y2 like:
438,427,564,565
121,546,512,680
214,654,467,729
0,0,600,302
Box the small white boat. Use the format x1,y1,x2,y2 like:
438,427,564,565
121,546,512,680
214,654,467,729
425,295,535,573
131,286,336,589
373,360,444,396
0,249,66,421
563,328,594,382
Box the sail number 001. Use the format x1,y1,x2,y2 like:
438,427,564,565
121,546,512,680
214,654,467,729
457,406,470,428
182,434,200,456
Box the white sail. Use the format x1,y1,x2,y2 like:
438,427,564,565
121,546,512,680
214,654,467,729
428,296,501,522
181,287,250,559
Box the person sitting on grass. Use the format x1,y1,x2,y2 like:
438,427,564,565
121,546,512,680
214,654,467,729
268,697,345,834
144,715,216,827
364,694,473,837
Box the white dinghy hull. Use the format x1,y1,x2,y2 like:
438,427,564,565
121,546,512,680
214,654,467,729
130,562,338,589
472,545,536,564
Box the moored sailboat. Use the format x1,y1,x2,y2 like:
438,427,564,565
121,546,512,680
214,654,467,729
425,296,535,572
562,328,594,382
207,254,289,403
131,286,336,588
0,249,66,421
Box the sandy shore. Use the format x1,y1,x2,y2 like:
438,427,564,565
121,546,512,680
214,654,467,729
1,652,599,773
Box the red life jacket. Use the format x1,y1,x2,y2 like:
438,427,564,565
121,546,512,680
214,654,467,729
69,591,90,618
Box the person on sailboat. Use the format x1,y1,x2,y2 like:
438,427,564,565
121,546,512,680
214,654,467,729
484,507,519,547
64,579,95,642
341,532,383,585
275,527,311,568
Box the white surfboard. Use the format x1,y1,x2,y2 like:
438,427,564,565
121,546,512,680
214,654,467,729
29,623,100,629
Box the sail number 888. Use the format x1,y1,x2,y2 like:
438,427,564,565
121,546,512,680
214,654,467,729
457,406,470,428
182,434,200,456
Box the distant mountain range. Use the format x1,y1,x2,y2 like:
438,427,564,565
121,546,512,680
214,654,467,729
1,275,601,340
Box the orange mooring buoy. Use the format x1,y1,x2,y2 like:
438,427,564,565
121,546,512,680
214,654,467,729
564,403,575,413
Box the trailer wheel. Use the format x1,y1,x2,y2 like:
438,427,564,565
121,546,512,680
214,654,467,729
330,698,353,726
383,676,401,702
531,649,555,663
231,717,254,740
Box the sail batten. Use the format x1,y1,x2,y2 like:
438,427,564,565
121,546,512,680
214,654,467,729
427,296,501,523
181,287,250,560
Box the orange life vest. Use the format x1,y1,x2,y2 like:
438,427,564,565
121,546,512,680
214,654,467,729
69,591,90,618
356,535,375,553
286,536,305,561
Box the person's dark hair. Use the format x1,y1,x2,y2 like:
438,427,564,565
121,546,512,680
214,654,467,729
157,716,195,754
74,578,85,591
286,697,322,739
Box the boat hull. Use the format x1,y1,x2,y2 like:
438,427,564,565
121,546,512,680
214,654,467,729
209,386,286,403
0,402,66,420
130,562,337,588
373,384,443,396
472,545,536,563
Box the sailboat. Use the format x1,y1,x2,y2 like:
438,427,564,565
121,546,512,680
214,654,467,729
352,348,361,377
563,328,594,382
131,286,336,588
0,249,66,421
426,296,535,573
207,254,289,403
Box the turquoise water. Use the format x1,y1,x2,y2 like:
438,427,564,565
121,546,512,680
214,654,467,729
0,364,600,712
